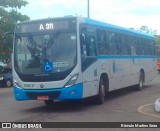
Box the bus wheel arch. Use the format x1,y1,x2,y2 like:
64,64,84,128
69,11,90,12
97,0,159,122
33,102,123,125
94,73,109,104
100,73,109,94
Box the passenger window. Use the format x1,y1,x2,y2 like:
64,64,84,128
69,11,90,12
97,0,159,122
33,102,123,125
121,35,130,55
108,32,120,55
80,28,87,56
97,29,108,55
130,36,137,55
80,27,96,57
131,46,137,55
86,35,96,56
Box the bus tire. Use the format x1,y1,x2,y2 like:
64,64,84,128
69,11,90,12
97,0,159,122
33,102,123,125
94,78,106,104
6,79,12,87
44,100,54,105
136,71,144,91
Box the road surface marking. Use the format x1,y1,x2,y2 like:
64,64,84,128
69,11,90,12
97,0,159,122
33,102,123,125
137,103,160,119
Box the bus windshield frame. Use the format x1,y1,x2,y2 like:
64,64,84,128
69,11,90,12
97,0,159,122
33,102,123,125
13,18,78,82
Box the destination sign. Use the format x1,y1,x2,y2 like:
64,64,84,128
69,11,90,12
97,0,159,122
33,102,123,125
16,18,76,33
39,23,54,30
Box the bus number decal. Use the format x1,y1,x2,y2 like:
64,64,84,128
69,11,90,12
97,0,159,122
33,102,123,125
39,23,54,30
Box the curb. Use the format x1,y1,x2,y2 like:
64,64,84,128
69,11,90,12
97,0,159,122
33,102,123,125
155,98,160,112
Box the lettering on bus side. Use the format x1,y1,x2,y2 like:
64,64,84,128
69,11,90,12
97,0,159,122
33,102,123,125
24,84,35,88
39,23,54,30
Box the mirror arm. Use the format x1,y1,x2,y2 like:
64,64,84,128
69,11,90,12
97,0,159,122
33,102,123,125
3,32,14,39
2,32,14,50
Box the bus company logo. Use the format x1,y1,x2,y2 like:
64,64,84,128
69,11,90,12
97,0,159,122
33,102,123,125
24,84,35,88
2,123,11,128
40,84,44,88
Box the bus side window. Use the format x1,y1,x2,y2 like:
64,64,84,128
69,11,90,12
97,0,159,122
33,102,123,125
80,34,87,55
97,29,108,55
86,35,96,56
153,41,156,55
121,35,130,55
80,29,96,56
109,32,120,55
80,28,87,56
150,40,155,55
131,46,137,55
130,36,137,55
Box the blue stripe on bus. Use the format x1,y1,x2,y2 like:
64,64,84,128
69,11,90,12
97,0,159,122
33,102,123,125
97,55,157,59
14,83,83,101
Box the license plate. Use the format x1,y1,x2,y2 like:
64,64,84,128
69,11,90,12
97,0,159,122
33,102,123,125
37,96,49,101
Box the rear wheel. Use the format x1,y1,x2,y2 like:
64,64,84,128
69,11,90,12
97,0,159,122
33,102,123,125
94,78,106,104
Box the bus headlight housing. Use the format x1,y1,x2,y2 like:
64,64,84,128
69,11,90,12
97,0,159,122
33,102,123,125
0,77,3,81
13,78,23,89
65,73,79,88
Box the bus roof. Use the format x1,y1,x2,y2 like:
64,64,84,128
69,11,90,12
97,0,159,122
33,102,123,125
16,16,77,25
83,17,154,39
17,16,154,39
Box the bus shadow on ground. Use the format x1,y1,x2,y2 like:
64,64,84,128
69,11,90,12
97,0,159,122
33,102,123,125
22,85,152,114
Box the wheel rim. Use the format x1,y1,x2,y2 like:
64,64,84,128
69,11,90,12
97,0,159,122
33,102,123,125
6,80,11,87
139,72,144,90
139,79,143,88
100,82,106,103
101,84,105,97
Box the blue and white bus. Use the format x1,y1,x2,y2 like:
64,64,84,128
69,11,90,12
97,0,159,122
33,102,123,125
12,16,157,105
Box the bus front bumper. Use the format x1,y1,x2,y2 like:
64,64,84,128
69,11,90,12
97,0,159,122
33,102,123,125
14,83,83,101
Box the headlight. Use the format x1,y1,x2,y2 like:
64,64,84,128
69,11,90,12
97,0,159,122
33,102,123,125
0,77,3,80
13,78,23,89
65,73,79,88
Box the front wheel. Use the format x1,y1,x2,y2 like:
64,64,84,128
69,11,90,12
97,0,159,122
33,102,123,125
6,79,12,87
94,78,106,104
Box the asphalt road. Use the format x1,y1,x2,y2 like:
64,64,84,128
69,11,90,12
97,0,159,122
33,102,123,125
0,74,160,131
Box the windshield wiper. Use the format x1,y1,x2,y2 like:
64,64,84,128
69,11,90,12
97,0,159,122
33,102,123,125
27,34,37,50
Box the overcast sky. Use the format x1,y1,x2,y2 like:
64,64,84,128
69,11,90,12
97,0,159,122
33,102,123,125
20,0,160,34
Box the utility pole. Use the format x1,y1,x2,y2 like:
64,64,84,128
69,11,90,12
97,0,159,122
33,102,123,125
87,0,90,18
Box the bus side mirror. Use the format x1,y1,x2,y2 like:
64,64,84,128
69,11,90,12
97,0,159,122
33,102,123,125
80,34,87,56
2,38,7,50
80,34,85,44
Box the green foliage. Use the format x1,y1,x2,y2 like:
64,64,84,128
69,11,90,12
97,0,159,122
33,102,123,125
0,0,30,35
155,36,160,45
0,0,28,8
138,26,157,35
137,26,160,45
0,0,30,61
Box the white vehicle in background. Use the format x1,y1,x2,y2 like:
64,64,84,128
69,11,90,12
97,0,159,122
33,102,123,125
0,62,7,67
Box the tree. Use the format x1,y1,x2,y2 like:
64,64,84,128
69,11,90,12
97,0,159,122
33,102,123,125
138,26,157,35
137,26,160,45
0,0,30,61
155,35,160,45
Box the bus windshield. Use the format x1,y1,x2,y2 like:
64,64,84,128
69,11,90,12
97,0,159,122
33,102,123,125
14,31,77,80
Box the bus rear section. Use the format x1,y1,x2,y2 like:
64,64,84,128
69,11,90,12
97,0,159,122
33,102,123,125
157,60,160,73
156,45,160,73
